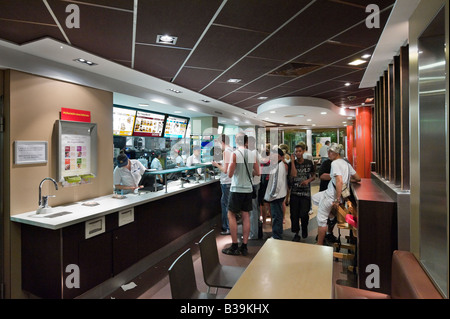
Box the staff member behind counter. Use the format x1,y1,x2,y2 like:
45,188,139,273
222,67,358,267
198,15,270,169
113,152,146,194
186,145,202,175
150,150,164,184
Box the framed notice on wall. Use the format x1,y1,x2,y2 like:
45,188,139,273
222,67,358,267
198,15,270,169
14,141,48,165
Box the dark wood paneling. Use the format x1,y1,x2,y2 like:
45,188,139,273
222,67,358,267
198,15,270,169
113,222,139,276
400,46,410,190
353,179,398,295
393,56,402,186
382,71,389,179
21,225,62,299
20,182,221,299
388,64,395,182
136,183,221,259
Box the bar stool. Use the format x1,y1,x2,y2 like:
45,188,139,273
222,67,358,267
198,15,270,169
333,201,357,264
168,248,224,299
198,229,246,294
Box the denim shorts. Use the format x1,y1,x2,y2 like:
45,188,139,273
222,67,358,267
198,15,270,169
228,192,253,214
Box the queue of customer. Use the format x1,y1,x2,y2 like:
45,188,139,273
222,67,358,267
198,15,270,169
113,134,361,254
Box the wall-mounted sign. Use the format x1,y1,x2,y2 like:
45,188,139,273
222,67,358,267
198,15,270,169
61,107,91,123
14,141,48,165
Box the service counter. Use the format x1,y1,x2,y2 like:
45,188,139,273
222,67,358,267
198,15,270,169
11,171,221,299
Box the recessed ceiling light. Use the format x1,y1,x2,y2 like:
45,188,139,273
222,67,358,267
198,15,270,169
188,107,197,111
348,59,367,66
227,79,242,83
167,88,182,94
307,119,312,122
258,97,268,100
201,99,210,103
270,111,276,114
74,58,97,66
156,34,178,45
174,111,182,114
320,112,327,115
361,54,372,59
138,103,149,107
345,82,351,86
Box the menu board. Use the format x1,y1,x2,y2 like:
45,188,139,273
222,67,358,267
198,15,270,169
113,107,136,136
133,111,166,137
164,116,189,139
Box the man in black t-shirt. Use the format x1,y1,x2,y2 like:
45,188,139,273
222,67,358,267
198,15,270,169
318,158,332,192
289,144,316,241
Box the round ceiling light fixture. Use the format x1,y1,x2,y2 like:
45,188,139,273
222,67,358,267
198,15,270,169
284,114,305,118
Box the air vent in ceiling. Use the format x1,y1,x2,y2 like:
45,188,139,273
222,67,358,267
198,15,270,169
269,62,321,77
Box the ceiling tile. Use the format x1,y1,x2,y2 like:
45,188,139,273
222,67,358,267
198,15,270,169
173,67,223,91
214,0,312,33
134,45,190,81
186,25,267,71
136,0,223,48
47,0,134,62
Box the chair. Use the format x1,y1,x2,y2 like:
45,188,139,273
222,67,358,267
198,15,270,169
198,229,246,293
168,248,223,299
333,201,357,263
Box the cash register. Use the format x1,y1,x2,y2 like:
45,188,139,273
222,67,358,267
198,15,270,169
139,170,164,192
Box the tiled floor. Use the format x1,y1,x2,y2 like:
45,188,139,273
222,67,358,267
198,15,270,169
105,181,357,299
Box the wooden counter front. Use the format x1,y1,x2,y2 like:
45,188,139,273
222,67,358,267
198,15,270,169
351,178,397,294
20,181,221,299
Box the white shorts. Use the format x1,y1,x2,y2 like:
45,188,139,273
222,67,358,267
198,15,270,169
312,191,334,227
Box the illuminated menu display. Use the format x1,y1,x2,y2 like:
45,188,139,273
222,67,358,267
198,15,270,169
164,116,189,139
133,111,166,137
113,107,136,136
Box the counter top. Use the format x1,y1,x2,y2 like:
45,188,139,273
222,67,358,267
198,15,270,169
11,178,219,230
351,178,395,203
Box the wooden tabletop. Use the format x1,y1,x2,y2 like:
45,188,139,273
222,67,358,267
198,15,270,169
226,238,334,299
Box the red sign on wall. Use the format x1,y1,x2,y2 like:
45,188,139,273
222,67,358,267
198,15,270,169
61,108,91,123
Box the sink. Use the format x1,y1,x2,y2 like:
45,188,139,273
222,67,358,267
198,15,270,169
30,210,73,218
44,211,73,218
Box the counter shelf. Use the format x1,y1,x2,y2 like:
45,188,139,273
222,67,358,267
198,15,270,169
146,163,216,193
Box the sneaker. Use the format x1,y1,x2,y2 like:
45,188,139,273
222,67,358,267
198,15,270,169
302,228,308,239
222,246,241,255
220,230,230,235
292,234,301,242
239,245,248,256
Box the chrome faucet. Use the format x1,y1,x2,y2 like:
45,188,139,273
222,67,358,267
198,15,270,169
39,177,58,208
